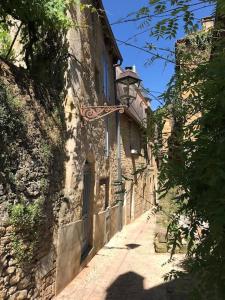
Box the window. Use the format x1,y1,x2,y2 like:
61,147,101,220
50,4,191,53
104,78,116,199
129,122,141,154
102,53,110,101
95,66,100,95
104,116,109,157
99,177,109,210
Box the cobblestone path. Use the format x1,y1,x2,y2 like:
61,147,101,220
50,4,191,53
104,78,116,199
56,212,187,300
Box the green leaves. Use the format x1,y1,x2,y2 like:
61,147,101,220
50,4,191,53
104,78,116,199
0,24,13,59
0,0,78,69
154,3,166,14
0,0,71,28
152,5,225,297
9,199,44,263
9,200,43,232
137,0,216,40
149,0,160,5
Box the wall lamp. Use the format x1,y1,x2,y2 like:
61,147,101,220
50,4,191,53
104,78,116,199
80,67,142,122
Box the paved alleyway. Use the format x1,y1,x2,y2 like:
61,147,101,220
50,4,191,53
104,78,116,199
56,213,187,300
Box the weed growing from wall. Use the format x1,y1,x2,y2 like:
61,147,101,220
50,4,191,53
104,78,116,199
8,198,44,263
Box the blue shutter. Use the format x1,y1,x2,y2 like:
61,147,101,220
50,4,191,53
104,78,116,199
102,53,110,101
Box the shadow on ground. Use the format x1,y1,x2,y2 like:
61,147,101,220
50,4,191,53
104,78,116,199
103,244,141,251
105,271,191,300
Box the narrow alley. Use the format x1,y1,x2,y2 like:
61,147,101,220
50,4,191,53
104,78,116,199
56,213,187,300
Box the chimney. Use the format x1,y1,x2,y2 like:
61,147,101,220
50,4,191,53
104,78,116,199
125,66,137,73
201,17,214,31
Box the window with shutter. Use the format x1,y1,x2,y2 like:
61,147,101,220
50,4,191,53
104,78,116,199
102,53,110,102
104,116,109,157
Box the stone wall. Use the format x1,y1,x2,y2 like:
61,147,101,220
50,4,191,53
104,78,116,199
120,113,156,225
0,60,65,299
54,3,121,295
0,2,158,299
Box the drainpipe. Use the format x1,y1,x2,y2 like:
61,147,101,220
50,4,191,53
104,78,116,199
113,58,123,231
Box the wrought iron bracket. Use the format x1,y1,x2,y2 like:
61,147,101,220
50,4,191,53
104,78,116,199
80,104,126,122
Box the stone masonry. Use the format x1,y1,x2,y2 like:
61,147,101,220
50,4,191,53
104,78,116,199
0,0,157,299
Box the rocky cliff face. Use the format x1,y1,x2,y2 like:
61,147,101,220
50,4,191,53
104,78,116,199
0,60,66,299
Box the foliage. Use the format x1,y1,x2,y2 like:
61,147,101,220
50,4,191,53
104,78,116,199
135,0,225,298
0,0,97,74
9,199,44,263
151,106,168,148
0,80,41,263
0,76,63,264
176,30,213,65
40,142,53,164
0,24,14,59
137,0,216,39
1,0,73,65
112,0,216,66
156,189,179,228
0,0,72,29
9,200,43,231
0,82,26,184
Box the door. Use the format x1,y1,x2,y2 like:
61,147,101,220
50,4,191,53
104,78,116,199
81,161,93,257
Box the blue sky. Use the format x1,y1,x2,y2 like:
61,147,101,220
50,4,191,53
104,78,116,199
102,0,214,110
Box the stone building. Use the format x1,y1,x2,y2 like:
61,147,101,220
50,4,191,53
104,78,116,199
116,66,158,224
56,1,122,294
0,1,157,299
158,17,214,162
56,4,156,294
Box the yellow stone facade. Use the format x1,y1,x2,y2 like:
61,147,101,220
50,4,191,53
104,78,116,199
0,1,158,298
55,3,158,296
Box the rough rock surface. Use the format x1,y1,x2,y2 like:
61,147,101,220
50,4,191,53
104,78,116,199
0,60,65,299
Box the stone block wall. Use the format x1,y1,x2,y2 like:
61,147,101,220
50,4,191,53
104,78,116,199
0,2,158,299
0,4,121,298
54,3,122,296
0,59,65,300
120,114,155,225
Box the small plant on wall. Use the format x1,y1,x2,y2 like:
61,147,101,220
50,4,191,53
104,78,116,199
8,197,44,263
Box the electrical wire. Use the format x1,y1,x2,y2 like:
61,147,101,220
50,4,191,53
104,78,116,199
111,2,214,26
116,39,176,64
